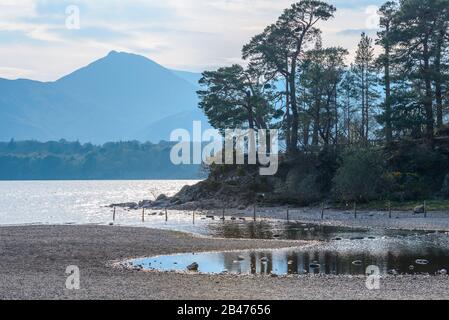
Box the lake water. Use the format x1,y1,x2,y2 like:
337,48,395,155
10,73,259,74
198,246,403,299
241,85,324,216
0,180,198,225
1,180,449,276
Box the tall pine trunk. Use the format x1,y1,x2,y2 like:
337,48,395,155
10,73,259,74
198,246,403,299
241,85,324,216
423,39,435,144
435,28,445,129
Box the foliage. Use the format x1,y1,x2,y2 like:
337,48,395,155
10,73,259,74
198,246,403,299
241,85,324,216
332,147,388,202
0,140,203,180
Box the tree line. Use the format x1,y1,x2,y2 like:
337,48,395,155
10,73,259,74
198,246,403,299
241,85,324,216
198,0,449,152
0,140,203,180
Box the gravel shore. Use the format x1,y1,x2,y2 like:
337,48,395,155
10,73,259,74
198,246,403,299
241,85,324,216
1,225,448,300
224,207,449,232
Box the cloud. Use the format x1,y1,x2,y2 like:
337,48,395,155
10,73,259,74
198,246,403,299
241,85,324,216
337,29,378,37
0,0,387,80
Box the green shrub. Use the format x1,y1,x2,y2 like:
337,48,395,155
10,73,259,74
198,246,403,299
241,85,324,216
333,147,387,202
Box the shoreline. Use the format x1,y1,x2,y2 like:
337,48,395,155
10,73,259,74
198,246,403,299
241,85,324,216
194,206,449,232
1,224,449,300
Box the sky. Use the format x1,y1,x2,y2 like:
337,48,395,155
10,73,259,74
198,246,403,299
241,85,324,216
0,0,386,81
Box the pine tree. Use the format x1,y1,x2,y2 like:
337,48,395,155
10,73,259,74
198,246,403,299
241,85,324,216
354,33,376,143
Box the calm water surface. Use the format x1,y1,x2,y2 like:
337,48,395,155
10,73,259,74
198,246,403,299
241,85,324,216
1,181,449,276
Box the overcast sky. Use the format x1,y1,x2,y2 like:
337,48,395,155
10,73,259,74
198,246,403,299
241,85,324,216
0,0,385,81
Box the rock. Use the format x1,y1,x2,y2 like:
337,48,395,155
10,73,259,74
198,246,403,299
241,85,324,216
110,202,138,209
409,265,415,271
156,194,168,201
239,217,246,221
352,260,363,266
231,217,237,221
270,273,278,278
333,237,343,241
260,257,269,262
438,269,448,275
238,205,246,210
388,269,399,275
309,263,320,269
187,262,199,271
109,223,114,226
414,205,425,214
139,200,153,208
237,256,245,261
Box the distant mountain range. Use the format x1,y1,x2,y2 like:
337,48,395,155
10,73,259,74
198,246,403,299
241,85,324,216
0,51,209,143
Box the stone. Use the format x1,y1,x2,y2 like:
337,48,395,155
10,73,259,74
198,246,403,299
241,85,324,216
352,260,363,266
388,269,399,275
187,262,199,271
156,194,168,201
414,205,425,214
237,256,245,261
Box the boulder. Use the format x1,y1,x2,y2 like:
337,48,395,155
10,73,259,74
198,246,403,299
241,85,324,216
187,262,199,271
139,200,153,208
156,194,168,201
414,205,425,214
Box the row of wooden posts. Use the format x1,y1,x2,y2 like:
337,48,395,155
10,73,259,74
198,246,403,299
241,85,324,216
112,205,260,223
112,201,430,223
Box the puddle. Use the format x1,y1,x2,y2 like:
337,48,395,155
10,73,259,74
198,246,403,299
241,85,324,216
116,212,449,276
125,233,449,276
139,214,427,241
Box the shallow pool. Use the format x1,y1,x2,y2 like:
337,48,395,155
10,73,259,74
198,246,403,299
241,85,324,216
126,232,449,276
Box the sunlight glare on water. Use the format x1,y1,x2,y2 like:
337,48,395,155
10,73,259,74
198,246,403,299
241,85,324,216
0,180,198,225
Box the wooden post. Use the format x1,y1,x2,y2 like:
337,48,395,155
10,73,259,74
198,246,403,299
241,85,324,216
165,208,168,222
424,201,427,218
113,206,116,222
287,208,290,222
354,202,357,219
321,203,325,220
388,201,392,219
222,208,225,220
253,204,256,222
193,211,195,224
142,207,145,223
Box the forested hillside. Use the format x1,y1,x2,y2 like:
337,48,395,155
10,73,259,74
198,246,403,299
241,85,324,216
0,140,203,180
